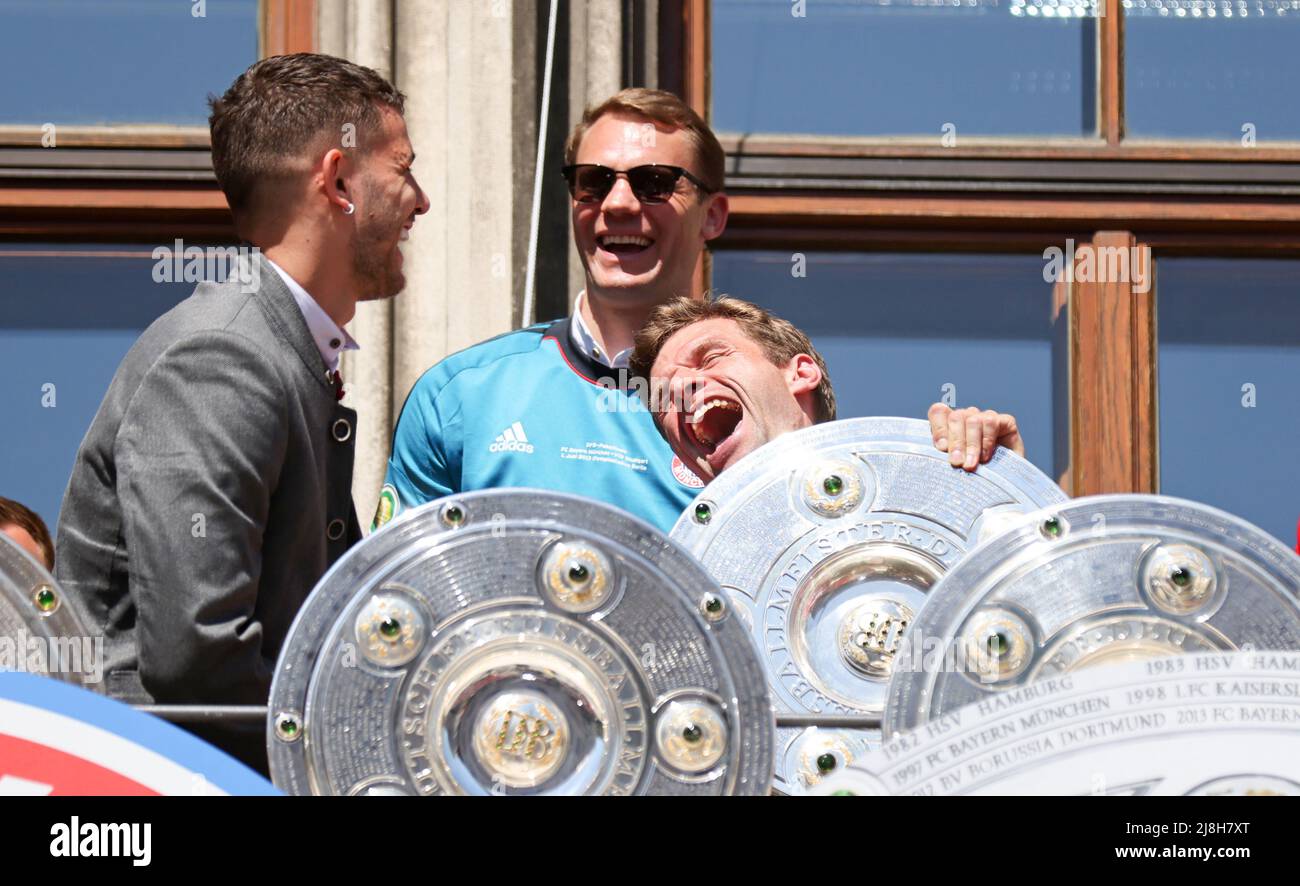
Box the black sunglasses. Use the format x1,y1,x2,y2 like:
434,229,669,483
560,164,715,205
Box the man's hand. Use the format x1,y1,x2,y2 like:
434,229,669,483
927,403,1025,472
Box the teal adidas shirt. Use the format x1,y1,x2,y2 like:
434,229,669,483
376,317,704,533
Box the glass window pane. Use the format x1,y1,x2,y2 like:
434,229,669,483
711,251,1068,481
1157,258,1300,548
712,0,1099,138
0,0,259,126
0,245,201,532
1125,1,1300,141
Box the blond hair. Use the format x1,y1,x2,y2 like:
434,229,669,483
564,88,725,193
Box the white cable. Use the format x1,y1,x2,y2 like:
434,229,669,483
522,0,559,329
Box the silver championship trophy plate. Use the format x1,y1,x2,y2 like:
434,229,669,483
669,417,1066,794
817,651,1300,796
268,490,774,795
886,494,1300,735
0,532,93,687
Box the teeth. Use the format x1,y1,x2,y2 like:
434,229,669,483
600,235,652,247
689,399,741,449
400,228,411,241
691,399,740,424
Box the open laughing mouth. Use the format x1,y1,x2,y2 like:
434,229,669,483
684,396,744,470
596,233,655,257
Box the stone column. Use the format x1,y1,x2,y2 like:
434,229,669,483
561,1,626,313
391,0,533,406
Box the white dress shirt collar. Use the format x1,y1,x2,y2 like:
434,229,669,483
570,290,631,369
267,258,359,372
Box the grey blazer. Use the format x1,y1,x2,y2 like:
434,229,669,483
55,254,362,709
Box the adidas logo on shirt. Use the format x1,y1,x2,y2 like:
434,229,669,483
489,421,535,454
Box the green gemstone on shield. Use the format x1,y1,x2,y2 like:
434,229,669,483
444,505,464,524
704,595,723,614
569,563,589,583
823,475,844,496
1042,517,1062,538
1171,566,1192,588
681,723,703,743
816,753,837,773
694,503,712,524
34,588,57,612
379,617,401,639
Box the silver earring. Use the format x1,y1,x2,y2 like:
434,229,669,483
343,202,355,216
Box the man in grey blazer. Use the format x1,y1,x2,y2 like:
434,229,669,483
56,53,429,770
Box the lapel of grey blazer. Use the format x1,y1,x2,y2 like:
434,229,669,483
247,251,335,393
243,252,361,538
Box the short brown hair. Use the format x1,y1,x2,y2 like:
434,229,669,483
631,295,836,423
0,496,55,570
564,88,725,193
208,52,406,222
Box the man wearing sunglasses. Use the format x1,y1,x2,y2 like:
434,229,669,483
376,89,727,533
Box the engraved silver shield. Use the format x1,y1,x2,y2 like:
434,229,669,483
268,490,774,795
886,494,1300,735
820,651,1300,796
0,532,94,686
668,417,1067,794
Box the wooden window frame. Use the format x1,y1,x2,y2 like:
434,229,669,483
665,0,1300,495
1069,231,1157,496
682,1,1300,161
0,0,315,240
